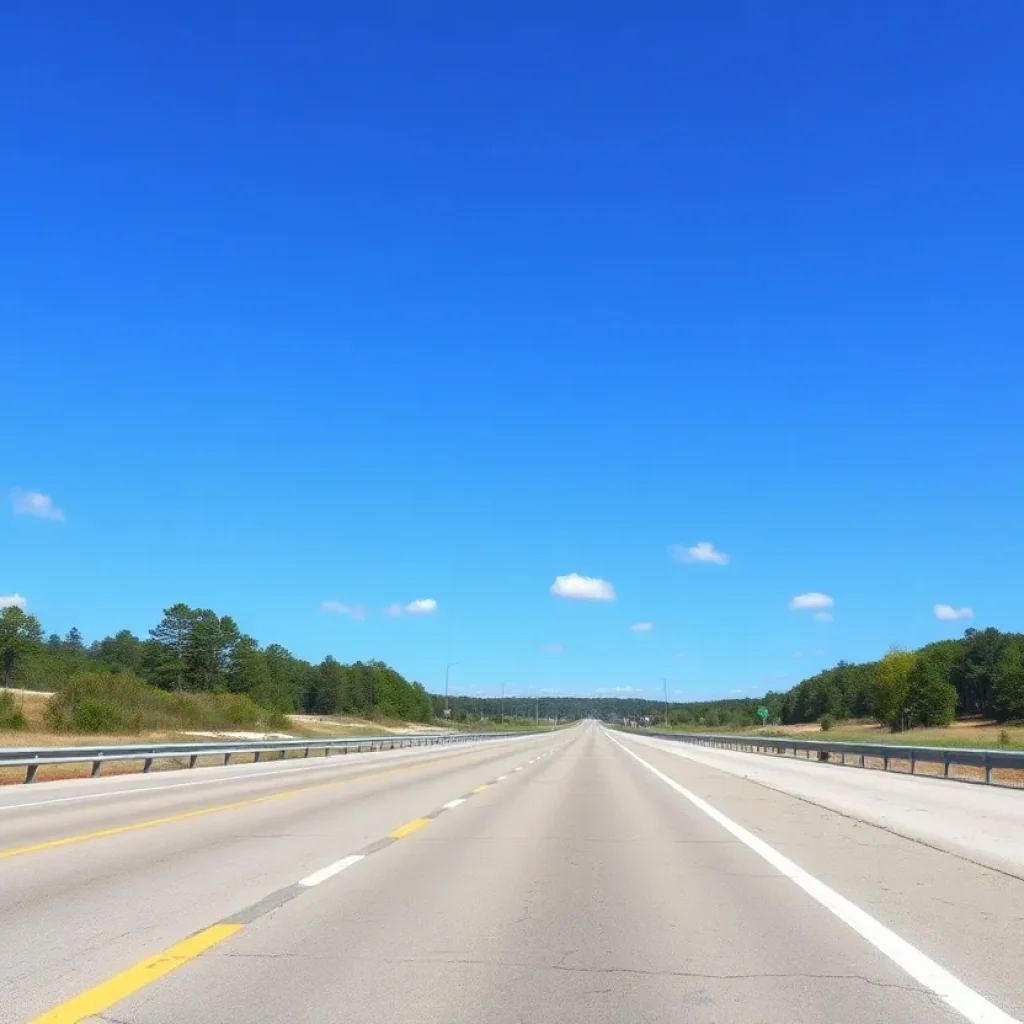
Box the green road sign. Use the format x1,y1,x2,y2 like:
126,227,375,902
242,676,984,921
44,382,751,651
757,706,769,722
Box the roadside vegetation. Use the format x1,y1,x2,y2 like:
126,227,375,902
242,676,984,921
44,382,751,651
0,603,434,738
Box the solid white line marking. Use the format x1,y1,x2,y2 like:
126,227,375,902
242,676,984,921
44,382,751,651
514,766,524,771
441,798,466,810
298,854,364,887
496,774,508,781
606,733,1020,1024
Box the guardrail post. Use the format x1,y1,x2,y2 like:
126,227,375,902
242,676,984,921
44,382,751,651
254,751,262,763
26,763,38,783
910,751,916,775
278,749,286,760
224,752,232,766
91,759,102,778
304,747,311,758
189,754,199,769
143,758,154,773
985,755,992,784
944,756,951,778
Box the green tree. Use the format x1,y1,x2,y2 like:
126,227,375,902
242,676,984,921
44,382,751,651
148,604,198,689
871,646,918,730
96,630,145,673
63,627,85,653
0,607,44,688
227,635,278,706
993,639,1024,722
183,611,240,691
905,655,958,727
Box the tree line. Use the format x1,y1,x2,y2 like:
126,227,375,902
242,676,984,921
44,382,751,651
0,603,433,722
420,628,1024,732
771,627,1024,729
3,601,1021,733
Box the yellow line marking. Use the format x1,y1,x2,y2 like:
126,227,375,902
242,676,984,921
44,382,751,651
389,817,431,838
472,784,489,792
29,923,243,1024
1,749,484,861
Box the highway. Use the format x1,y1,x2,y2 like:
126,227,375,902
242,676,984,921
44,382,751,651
2,723,1022,1024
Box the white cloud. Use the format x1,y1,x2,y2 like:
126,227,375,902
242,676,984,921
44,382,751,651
13,490,64,521
381,598,439,617
319,601,366,621
789,592,834,611
630,622,653,632
542,643,564,653
730,688,743,695
934,604,973,622
550,573,615,601
0,593,27,610
670,541,728,565
596,686,643,695
812,611,834,623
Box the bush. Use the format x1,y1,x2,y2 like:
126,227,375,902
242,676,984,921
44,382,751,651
819,713,834,732
0,690,27,729
44,671,288,734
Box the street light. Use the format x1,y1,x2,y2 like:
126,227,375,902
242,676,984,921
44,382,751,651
444,662,459,716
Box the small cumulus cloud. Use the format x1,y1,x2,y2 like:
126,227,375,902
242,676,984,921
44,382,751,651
789,592,834,611
550,573,615,601
596,686,643,695
319,601,366,621
934,604,973,622
0,593,27,609
812,612,834,623
630,622,653,632
542,643,564,653
13,490,64,521
670,541,728,565
383,598,438,617
729,688,743,695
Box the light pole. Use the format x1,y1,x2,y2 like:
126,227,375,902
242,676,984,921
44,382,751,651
444,661,459,717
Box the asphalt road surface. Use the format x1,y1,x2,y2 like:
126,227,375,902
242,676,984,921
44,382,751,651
2,723,1022,1024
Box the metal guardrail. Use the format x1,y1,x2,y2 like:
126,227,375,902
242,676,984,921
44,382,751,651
635,730,1024,788
0,731,531,784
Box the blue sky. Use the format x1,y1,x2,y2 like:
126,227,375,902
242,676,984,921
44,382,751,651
3,2,1023,701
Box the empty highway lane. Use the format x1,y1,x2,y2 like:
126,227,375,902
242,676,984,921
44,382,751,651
2,724,1021,1023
